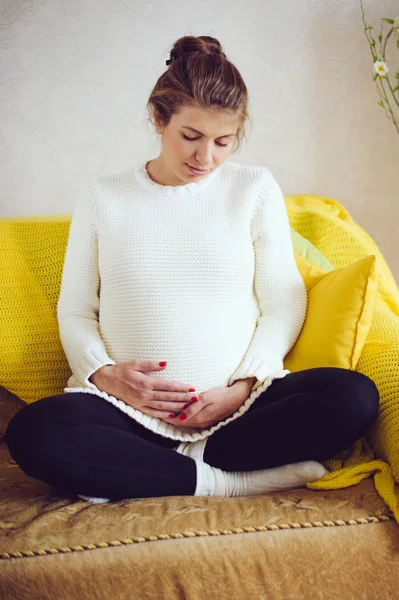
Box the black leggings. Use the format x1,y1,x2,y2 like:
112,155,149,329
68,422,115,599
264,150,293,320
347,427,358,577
5,367,380,500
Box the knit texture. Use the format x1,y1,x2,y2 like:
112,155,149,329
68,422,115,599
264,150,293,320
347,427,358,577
286,194,399,523
57,160,307,442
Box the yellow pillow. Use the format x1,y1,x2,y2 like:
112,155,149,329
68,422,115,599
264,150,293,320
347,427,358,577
284,254,378,372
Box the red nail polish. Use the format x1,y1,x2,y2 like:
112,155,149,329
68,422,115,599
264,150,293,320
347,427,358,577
183,403,190,409
159,361,167,367
179,413,187,421
169,414,176,418
188,388,196,392
191,397,198,402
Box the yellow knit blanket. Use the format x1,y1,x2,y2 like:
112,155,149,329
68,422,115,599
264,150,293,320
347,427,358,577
286,194,399,523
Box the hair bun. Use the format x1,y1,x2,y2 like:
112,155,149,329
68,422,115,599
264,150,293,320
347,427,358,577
168,35,226,63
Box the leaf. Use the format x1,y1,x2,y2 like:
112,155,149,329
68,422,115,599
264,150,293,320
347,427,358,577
378,34,382,43
265,515,284,526
392,85,399,93
277,499,297,507
382,18,394,25
295,500,320,510
378,100,385,108
124,513,138,522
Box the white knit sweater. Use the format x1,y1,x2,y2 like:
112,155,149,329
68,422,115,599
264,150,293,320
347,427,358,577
57,159,307,443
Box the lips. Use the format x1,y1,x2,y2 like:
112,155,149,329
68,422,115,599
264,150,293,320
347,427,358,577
186,163,208,173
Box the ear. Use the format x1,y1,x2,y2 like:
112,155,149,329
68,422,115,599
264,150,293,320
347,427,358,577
153,109,165,136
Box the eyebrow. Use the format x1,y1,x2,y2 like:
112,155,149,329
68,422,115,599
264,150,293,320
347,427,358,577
181,125,236,138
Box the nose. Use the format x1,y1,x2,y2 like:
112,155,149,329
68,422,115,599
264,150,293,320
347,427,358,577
194,144,214,168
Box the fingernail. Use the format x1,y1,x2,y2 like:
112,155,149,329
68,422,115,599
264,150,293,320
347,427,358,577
169,414,176,418
179,413,187,421
188,388,196,392
183,403,190,409
191,396,198,402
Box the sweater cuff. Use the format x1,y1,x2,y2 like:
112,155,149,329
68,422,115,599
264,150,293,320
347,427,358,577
228,356,285,388
75,347,117,387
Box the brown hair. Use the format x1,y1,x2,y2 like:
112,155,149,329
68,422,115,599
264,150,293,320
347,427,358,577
147,35,251,153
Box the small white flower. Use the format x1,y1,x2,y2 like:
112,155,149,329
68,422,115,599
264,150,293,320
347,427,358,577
373,60,389,76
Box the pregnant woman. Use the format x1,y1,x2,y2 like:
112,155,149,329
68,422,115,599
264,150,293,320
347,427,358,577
5,35,380,503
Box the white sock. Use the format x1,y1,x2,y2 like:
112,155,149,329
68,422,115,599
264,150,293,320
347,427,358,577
193,459,329,497
78,494,111,504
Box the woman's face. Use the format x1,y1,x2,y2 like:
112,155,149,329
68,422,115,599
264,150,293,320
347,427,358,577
154,103,238,185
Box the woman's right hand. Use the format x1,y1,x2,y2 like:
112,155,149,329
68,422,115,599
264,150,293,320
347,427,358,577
88,360,197,418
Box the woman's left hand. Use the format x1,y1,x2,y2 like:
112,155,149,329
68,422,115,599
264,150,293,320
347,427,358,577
154,385,247,429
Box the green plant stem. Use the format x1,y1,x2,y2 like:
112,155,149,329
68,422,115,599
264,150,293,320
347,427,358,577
382,26,393,58
377,76,399,133
361,1,378,61
360,0,399,132
381,26,399,108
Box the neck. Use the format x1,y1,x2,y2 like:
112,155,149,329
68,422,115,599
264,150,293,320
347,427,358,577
146,159,187,187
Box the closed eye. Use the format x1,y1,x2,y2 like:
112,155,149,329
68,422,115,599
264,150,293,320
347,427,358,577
182,134,228,147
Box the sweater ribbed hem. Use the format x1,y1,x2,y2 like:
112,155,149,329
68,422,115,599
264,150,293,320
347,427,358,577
63,369,291,443
227,356,285,387
74,347,117,387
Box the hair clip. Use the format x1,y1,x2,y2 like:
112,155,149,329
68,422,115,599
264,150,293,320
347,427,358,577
166,56,176,65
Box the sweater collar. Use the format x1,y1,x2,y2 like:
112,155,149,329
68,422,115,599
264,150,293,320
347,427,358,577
134,160,221,199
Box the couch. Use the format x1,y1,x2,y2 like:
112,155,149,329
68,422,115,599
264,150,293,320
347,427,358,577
1,194,398,600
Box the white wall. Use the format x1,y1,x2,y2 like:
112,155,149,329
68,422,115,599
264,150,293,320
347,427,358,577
1,0,399,281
